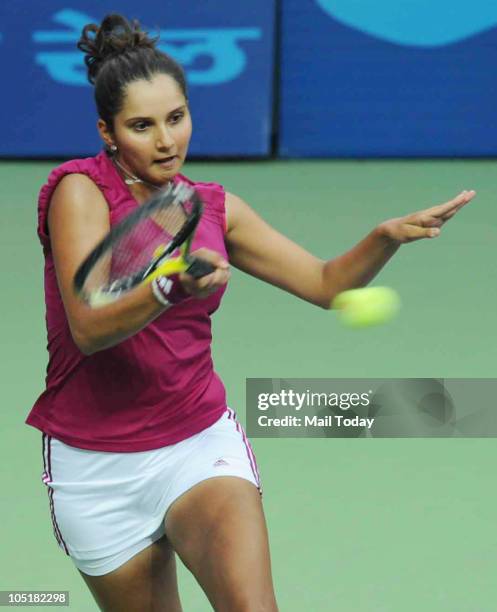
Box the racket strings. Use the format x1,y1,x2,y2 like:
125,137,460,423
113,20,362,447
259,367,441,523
83,199,190,300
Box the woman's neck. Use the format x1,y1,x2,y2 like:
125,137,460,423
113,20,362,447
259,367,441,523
111,154,165,203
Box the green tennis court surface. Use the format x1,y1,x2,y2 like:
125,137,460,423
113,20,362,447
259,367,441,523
2,159,496,610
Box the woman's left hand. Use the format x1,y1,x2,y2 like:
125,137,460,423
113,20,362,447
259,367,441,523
179,248,231,299
378,190,476,244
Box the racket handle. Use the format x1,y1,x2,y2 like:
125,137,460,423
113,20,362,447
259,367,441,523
186,257,216,279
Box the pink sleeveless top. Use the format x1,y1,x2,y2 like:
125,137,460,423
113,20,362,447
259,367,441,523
25,150,228,452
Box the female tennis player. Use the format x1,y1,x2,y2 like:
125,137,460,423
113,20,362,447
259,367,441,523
26,13,475,612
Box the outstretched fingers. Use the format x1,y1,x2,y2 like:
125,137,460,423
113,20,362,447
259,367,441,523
426,190,476,219
380,189,476,244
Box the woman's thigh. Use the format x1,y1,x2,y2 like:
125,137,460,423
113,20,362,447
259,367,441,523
79,535,182,612
164,476,278,612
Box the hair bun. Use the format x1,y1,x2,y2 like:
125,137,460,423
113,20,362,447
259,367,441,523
77,14,158,84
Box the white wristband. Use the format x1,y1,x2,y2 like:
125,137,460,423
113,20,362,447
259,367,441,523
151,277,172,307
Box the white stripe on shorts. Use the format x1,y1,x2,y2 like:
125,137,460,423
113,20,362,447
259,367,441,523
226,408,262,494
42,434,69,555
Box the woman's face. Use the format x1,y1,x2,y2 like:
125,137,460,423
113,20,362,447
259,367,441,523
100,73,192,188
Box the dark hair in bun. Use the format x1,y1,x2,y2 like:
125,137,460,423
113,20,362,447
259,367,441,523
77,14,187,131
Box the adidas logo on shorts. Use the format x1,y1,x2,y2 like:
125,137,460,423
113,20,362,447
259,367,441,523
213,458,229,467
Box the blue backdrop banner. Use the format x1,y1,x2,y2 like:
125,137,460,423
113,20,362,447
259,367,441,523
279,0,497,157
1,2,275,157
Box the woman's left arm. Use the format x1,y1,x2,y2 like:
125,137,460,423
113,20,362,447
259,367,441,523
224,190,475,309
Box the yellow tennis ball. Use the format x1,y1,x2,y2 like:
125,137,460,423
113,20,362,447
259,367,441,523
332,286,400,328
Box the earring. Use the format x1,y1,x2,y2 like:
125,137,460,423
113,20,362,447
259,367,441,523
110,144,117,153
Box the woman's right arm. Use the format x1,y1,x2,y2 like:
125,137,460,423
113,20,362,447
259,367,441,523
48,174,174,355
48,174,229,355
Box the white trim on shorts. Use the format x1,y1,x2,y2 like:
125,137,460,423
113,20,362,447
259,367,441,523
40,408,262,576
226,407,261,487
42,433,69,555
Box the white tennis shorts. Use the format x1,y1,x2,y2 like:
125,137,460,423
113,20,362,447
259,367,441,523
41,408,261,576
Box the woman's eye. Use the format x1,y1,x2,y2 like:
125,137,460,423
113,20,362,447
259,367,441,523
170,113,184,124
133,122,148,131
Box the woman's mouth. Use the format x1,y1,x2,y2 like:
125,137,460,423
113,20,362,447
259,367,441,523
154,156,177,169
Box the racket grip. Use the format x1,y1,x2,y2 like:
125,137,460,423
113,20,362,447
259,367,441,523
186,257,216,279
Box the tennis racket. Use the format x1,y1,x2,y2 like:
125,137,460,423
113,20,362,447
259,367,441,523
73,181,215,307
